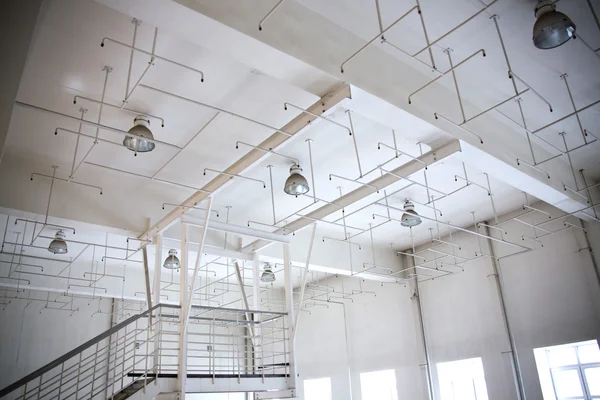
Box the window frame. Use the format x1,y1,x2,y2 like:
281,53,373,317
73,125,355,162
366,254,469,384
543,341,600,400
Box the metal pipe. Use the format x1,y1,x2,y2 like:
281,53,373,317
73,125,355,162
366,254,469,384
407,197,442,217
408,250,435,400
373,207,530,250
412,0,498,57
236,140,298,164
31,172,103,195
482,223,526,400
124,19,140,102
561,74,588,143
161,203,219,217
140,85,299,139
454,175,489,194
409,49,486,104
329,174,378,191
341,5,420,73
434,112,484,144
532,98,600,135
516,158,550,179
85,161,211,193
69,108,87,179
444,48,466,122
415,0,436,70
203,168,266,188
284,102,351,135
579,170,598,219
377,143,427,167
322,236,361,250
267,165,277,225
379,167,446,195
462,89,530,125
73,95,164,127
101,38,204,82
564,184,590,203
258,0,286,30
347,110,363,176
511,72,553,112
306,139,317,202
15,102,182,150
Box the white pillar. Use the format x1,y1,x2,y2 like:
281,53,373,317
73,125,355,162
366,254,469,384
153,234,163,305
177,223,188,398
153,233,163,372
283,243,297,389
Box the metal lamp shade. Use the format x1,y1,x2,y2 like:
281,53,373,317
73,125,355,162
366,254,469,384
163,249,180,269
261,265,276,282
284,165,310,196
400,200,422,227
123,116,156,152
48,230,68,254
533,2,575,49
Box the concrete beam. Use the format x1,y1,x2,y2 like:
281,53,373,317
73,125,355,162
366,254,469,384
139,83,351,241
242,140,462,252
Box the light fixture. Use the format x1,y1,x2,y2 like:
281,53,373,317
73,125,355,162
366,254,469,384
401,200,422,227
163,249,180,269
48,230,68,254
123,115,155,153
284,164,310,196
261,263,276,283
533,0,576,50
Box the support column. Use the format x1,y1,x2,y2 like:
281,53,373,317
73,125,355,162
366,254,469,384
406,251,434,400
153,234,163,372
177,223,188,398
483,223,526,400
282,244,297,390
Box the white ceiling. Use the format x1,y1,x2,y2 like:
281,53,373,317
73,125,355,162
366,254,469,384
1,0,598,293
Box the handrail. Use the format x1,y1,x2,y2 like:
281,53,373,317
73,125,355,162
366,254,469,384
0,302,287,397
0,303,172,397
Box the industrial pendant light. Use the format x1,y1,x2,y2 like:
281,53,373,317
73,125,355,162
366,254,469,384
533,0,576,49
163,249,180,269
401,200,422,228
284,164,310,196
123,115,156,153
48,230,68,254
261,263,276,283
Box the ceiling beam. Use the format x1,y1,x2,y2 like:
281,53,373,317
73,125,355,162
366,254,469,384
139,83,351,241
241,140,462,252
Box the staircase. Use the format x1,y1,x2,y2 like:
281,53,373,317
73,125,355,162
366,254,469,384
0,304,293,399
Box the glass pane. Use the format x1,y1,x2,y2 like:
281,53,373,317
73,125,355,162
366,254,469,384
578,343,600,364
547,347,578,367
585,367,600,395
452,379,477,400
360,370,398,400
304,377,332,400
552,369,583,398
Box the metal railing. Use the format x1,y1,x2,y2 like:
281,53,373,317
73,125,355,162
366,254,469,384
0,304,289,399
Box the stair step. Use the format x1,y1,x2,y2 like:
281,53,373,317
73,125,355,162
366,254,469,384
112,378,155,400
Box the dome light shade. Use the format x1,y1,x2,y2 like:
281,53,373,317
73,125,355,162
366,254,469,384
401,200,422,227
163,249,180,269
123,116,156,152
48,230,68,254
261,264,276,283
284,164,310,196
533,0,576,49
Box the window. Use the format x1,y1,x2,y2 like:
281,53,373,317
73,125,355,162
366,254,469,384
304,377,332,400
534,340,600,400
437,357,489,400
360,369,398,400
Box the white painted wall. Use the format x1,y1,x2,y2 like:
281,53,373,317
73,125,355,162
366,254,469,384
293,201,600,399
0,293,111,391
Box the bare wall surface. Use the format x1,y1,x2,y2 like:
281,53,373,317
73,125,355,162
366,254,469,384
0,296,111,390
294,201,600,399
